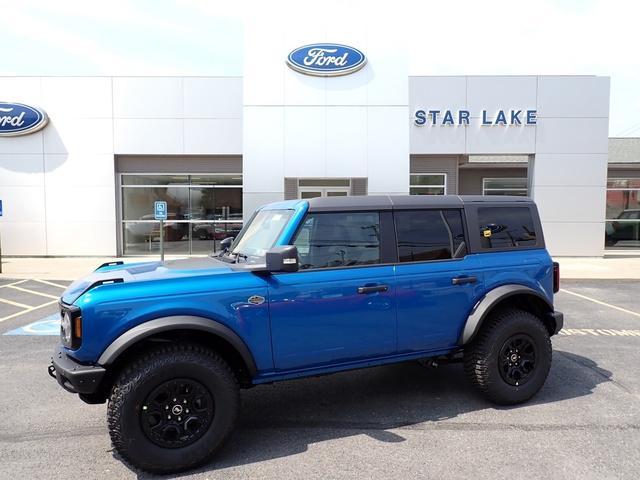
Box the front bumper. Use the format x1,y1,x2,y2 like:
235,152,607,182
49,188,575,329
549,310,564,335
48,345,106,395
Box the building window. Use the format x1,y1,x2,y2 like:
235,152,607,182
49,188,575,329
410,174,446,195
120,173,243,255
298,178,351,199
482,178,528,196
605,178,640,249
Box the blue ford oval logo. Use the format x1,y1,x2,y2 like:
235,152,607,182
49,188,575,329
287,43,366,77
0,102,48,137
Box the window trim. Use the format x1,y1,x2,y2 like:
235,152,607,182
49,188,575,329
482,177,528,196
410,173,447,195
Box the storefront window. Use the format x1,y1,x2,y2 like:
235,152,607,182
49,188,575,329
605,178,640,249
410,174,446,195
482,178,528,196
121,174,242,255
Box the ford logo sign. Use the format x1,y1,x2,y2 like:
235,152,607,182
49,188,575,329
0,102,48,137
287,43,366,77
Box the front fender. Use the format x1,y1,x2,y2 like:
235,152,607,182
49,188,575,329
459,285,553,345
97,315,257,377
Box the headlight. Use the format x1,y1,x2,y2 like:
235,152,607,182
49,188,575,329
60,304,82,350
61,311,72,344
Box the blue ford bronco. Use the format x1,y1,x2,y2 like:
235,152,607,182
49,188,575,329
49,195,562,473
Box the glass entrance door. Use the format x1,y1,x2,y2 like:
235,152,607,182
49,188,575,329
120,174,243,255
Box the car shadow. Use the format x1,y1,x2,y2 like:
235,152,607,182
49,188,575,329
131,350,611,479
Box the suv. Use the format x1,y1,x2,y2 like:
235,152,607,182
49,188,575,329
49,195,563,474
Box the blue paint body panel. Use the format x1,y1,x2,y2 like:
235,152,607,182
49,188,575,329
57,198,557,386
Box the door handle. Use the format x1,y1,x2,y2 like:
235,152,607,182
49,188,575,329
357,285,389,294
452,276,477,286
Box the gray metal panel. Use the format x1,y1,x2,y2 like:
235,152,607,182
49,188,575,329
284,178,298,200
116,155,242,173
351,177,368,196
609,138,640,163
608,165,640,178
410,155,459,194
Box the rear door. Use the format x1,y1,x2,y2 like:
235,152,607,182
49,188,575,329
267,210,397,371
394,209,485,352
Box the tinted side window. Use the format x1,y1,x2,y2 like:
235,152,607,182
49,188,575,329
395,209,467,262
477,207,537,248
293,212,380,269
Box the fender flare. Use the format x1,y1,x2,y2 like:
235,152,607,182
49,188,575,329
97,315,257,377
459,285,553,345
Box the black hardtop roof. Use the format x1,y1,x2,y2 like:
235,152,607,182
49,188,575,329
306,195,534,212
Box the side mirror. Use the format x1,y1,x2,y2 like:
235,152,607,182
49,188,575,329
220,236,234,252
266,245,299,273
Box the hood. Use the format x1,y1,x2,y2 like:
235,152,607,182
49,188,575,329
61,257,234,305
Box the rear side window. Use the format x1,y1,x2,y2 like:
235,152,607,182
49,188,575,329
293,212,380,269
477,207,537,248
395,210,467,262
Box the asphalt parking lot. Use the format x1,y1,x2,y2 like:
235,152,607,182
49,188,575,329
0,279,639,479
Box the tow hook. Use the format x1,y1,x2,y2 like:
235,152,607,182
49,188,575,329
48,362,57,379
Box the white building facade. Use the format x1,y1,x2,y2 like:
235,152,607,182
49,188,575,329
0,30,638,257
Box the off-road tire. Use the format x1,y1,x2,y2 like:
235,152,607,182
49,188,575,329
464,308,552,405
107,343,239,474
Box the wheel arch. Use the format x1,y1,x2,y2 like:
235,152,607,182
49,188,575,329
460,285,556,345
98,316,257,384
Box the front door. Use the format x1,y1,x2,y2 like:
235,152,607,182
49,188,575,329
268,211,396,371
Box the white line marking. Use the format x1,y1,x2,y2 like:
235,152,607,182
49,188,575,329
0,300,58,323
0,279,28,289
7,285,60,300
560,288,640,319
558,328,640,337
33,279,68,289
0,297,32,309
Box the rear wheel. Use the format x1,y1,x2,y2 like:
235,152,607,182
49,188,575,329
464,308,552,405
107,343,239,474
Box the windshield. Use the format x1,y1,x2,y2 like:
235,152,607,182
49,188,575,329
228,209,294,262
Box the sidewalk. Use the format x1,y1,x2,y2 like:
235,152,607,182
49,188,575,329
1,255,639,281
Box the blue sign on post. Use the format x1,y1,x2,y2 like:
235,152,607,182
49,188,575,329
154,201,167,220
0,199,3,217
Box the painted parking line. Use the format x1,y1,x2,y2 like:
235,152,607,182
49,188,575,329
0,297,33,309
560,288,640,319
0,279,28,289
4,313,60,336
33,279,68,289
0,299,58,323
7,285,60,300
558,328,640,337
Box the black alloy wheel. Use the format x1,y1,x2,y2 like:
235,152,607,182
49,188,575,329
498,334,537,387
140,378,214,449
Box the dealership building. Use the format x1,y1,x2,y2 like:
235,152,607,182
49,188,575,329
1,37,639,257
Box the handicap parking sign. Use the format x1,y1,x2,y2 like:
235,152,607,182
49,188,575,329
154,201,168,220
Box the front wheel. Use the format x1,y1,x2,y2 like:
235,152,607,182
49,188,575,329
107,344,239,474
464,308,552,405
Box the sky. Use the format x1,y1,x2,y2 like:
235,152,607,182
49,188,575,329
1,0,638,136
